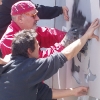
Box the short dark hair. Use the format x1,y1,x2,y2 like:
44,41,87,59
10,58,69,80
12,29,37,57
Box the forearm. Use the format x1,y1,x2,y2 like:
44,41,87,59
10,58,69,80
36,5,62,19
52,88,74,99
61,34,88,60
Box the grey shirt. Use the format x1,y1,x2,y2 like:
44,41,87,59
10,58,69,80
0,52,67,100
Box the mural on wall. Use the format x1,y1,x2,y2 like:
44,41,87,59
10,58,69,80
85,58,97,84
54,0,100,99
71,0,100,99
55,0,98,90
87,0,100,99
67,0,95,85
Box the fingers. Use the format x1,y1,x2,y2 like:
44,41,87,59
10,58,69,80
74,86,89,96
66,6,69,11
94,22,100,30
64,16,69,21
92,34,99,41
80,87,88,92
79,87,88,96
63,10,69,21
62,6,69,21
89,19,100,40
91,18,99,29
86,18,100,40
91,19,98,26
78,91,88,96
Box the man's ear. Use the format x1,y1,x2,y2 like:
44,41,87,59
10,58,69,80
27,48,32,58
17,15,23,23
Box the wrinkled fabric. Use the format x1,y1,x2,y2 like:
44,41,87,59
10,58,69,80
0,53,67,100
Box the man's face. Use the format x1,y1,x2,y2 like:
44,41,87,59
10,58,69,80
29,39,40,58
22,9,39,30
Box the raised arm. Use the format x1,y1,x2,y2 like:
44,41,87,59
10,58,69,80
36,4,69,20
61,18,99,60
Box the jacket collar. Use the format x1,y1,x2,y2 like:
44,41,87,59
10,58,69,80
10,21,22,32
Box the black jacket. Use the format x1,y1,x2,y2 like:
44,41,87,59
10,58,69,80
0,0,63,38
0,53,67,100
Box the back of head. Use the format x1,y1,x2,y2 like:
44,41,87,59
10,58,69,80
11,1,36,16
12,29,37,57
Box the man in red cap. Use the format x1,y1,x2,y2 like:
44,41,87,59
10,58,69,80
0,0,69,39
0,1,69,58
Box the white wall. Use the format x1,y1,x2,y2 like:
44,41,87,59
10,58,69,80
31,0,55,28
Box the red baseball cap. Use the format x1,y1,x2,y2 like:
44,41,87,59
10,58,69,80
11,1,36,16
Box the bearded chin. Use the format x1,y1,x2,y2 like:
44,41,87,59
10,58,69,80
33,25,37,31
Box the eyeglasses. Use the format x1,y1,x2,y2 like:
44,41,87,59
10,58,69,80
25,10,38,19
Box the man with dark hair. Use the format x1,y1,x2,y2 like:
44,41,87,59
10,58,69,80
0,18,99,100
0,0,69,38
